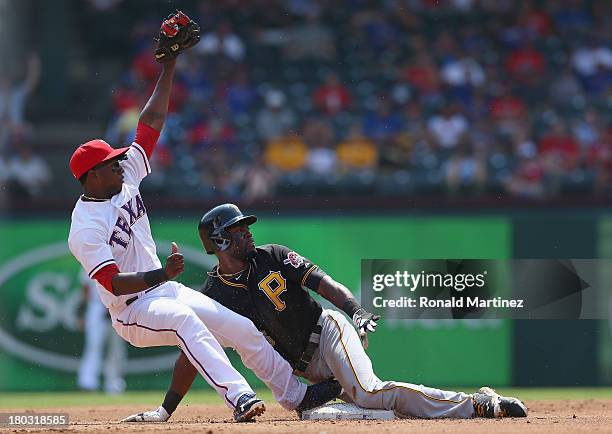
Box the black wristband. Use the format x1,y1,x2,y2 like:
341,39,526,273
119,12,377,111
342,299,362,319
143,268,169,287
162,389,184,415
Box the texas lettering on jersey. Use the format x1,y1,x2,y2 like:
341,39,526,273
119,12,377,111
109,194,147,248
69,134,161,310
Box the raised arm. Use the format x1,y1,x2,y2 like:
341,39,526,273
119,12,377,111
136,10,200,156
138,59,176,133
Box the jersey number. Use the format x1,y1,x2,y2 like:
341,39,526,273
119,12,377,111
258,271,287,311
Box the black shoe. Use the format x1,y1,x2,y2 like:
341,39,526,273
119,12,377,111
233,393,266,422
472,390,499,418
479,387,528,417
296,379,343,415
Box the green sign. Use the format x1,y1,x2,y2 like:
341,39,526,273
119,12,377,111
0,216,511,390
598,219,612,385
0,221,216,390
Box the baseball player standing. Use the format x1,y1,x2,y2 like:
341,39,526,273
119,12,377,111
125,203,528,421
68,12,338,423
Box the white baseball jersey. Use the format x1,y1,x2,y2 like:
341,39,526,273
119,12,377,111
68,136,308,411
68,142,158,310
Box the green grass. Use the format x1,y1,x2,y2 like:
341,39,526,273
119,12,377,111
492,387,612,400
0,388,611,409
0,389,276,409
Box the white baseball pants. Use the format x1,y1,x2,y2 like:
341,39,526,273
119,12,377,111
111,281,306,409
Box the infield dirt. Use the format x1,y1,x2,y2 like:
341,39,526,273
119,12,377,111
5,399,612,433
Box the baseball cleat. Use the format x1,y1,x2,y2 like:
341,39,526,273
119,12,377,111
478,387,528,417
121,406,170,422
233,393,266,422
472,390,500,418
296,379,343,416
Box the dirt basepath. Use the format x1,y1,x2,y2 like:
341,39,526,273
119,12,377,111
4,399,612,434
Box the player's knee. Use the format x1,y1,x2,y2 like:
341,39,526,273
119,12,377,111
346,382,383,408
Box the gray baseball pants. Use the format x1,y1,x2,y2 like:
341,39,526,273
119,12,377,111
302,309,475,418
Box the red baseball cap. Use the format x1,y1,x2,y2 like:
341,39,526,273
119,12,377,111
69,139,129,180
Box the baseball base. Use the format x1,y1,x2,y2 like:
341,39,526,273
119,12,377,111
300,403,396,420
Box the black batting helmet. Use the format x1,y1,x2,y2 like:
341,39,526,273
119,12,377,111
198,203,257,254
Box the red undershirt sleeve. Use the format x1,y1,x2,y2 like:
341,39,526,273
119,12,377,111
134,122,161,158
92,264,120,294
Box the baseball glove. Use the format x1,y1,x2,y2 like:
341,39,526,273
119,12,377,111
154,11,201,63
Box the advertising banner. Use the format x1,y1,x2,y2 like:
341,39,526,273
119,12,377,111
0,216,510,390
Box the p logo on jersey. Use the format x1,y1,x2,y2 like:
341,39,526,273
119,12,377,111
283,251,307,268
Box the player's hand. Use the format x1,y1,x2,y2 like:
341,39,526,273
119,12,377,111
121,406,170,423
352,308,380,349
164,241,184,279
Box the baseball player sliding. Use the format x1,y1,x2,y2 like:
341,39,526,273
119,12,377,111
68,12,339,423
124,204,528,421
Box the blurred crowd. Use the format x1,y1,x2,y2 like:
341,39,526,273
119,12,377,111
0,53,52,201
7,0,612,203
